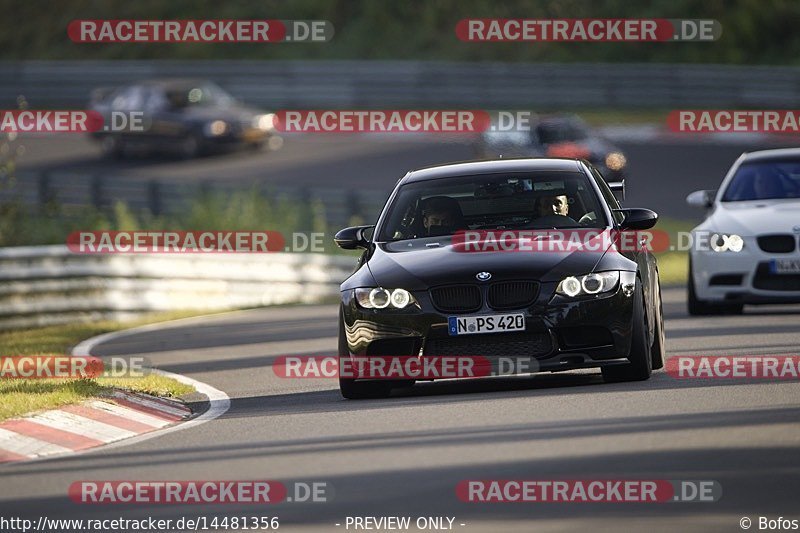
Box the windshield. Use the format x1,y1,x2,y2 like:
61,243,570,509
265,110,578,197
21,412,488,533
377,171,608,242
722,160,800,202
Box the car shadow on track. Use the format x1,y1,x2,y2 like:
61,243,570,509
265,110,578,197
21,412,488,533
212,368,785,420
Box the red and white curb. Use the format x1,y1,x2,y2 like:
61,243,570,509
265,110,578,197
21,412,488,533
0,313,231,464
0,391,191,463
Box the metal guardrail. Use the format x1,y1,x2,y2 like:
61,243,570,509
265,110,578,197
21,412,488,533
0,245,357,330
2,60,800,109
0,170,390,232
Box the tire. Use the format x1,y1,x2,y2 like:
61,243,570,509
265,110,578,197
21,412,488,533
602,281,652,382
651,281,666,370
337,309,393,400
687,258,744,316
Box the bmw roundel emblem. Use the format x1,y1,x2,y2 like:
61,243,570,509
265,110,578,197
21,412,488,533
476,271,492,282
794,225,800,233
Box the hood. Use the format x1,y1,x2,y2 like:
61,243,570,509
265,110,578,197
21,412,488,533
708,200,800,236
366,236,612,290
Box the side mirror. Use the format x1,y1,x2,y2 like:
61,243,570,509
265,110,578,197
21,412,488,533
608,180,625,201
334,225,375,250
686,189,715,208
615,208,658,230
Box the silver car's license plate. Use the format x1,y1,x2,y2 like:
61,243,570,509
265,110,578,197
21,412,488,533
448,313,525,336
771,259,800,274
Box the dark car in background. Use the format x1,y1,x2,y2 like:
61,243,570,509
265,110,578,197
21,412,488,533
476,114,628,181
334,158,663,399
88,79,281,158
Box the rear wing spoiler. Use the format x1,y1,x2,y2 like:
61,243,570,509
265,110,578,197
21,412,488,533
608,180,625,201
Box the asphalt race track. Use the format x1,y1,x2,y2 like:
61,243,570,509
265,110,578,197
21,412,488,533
13,132,799,220
1,288,799,532
3,134,800,532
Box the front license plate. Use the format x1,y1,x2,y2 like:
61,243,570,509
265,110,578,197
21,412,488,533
448,313,525,336
770,259,800,274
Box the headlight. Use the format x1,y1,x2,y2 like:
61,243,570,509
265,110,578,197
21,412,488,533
556,271,620,298
204,120,228,136
355,288,417,309
254,113,275,131
605,152,627,171
710,233,744,252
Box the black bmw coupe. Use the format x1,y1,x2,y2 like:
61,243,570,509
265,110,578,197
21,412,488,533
334,158,664,399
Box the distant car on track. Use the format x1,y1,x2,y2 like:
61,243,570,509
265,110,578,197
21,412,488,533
334,158,664,399
476,114,628,182
88,79,280,158
687,148,800,315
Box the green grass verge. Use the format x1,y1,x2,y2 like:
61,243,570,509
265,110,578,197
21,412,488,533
654,217,695,287
0,310,215,422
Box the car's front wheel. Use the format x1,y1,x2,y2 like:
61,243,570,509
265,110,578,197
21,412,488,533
602,280,652,382
650,280,666,370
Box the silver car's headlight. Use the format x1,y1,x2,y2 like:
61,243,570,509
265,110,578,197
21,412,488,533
710,233,744,252
253,113,275,131
355,288,417,309
556,271,620,298
605,152,627,171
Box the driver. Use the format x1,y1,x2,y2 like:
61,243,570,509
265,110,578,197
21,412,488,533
422,197,462,236
537,194,570,217
531,193,579,227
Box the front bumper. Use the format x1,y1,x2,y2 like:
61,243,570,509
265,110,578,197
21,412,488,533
340,280,637,380
691,240,800,305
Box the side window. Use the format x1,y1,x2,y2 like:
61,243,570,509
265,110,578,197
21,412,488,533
592,168,625,225
143,88,168,113
111,86,145,112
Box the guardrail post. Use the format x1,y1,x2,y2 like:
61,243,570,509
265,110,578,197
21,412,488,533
90,174,104,209
38,172,54,208
297,187,312,231
148,180,162,216
347,189,362,226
